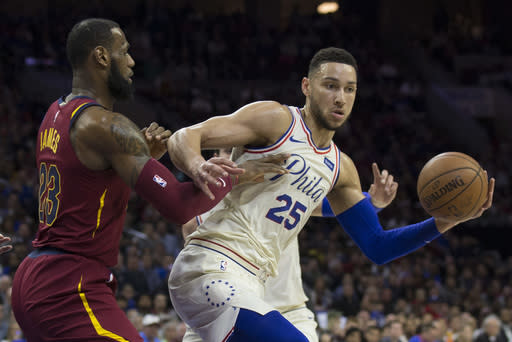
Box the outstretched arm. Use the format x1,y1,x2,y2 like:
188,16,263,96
167,101,293,198
72,107,240,224
326,153,494,265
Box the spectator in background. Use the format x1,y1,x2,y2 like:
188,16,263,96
319,331,334,342
474,315,508,342
455,323,474,342
311,276,334,313
344,327,364,342
365,325,382,342
432,319,448,342
382,320,408,342
140,314,161,342
333,280,361,317
137,294,153,316
153,292,174,322
499,308,512,341
411,323,435,342
160,319,186,342
127,308,144,332
141,252,163,294
122,254,150,296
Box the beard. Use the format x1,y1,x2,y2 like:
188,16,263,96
309,94,339,131
107,59,133,100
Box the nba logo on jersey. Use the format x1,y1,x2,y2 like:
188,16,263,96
220,260,228,271
153,174,167,188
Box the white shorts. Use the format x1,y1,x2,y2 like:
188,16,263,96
182,306,318,342
169,242,274,342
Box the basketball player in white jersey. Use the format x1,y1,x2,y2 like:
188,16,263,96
181,154,399,342
166,47,495,342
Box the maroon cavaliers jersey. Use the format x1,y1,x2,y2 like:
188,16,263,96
33,96,131,267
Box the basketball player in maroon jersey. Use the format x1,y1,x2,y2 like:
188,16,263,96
11,18,288,341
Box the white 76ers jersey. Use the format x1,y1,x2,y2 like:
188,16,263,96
189,106,341,276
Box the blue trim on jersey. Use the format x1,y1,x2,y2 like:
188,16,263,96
189,243,256,276
244,106,295,151
332,147,341,186
72,96,95,100
69,102,102,129
295,107,330,151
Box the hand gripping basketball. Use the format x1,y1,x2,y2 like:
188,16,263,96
417,152,495,232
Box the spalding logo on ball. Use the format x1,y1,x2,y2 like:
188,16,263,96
417,152,488,221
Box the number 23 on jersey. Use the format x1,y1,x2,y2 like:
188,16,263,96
38,162,61,226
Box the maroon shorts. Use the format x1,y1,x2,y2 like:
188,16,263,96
12,249,142,341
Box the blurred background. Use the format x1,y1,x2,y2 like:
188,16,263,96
0,0,511,341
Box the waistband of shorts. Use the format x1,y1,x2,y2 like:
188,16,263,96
29,246,72,258
188,237,270,283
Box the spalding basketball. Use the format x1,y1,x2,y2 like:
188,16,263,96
417,152,488,221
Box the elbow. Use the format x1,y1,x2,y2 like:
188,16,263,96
364,251,387,265
359,244,389,265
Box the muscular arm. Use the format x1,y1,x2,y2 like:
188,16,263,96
70,107,233,224
168,101,292,180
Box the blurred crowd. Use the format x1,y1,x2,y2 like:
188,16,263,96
416,6,512,88
0,2,511,341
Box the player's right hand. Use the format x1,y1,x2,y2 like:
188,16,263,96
368,162,399,209
236,153,290,184
193,157,245,200
0,234,12,254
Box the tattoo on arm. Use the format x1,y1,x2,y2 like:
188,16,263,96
110,115,151,186
110,115,150,156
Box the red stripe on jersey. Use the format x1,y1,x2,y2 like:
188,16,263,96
189,238,260,270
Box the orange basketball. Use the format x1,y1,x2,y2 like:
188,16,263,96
417,152,488,221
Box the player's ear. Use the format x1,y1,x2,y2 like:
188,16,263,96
93,46,110,68
301,77,311,97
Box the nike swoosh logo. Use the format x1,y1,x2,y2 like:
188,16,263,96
289,136,305,143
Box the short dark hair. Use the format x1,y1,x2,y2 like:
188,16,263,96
345,327,363,338
308,47,358,77
66,18,120,70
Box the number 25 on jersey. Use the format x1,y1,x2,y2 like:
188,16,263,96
38,162,61,226
265,194,307,230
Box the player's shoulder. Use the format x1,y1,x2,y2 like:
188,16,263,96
75,106,137,132
237,101,290,118
72,106,141,150
235,101,293,131
339,151,357,172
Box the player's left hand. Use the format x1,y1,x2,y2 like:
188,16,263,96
0,234,12,254
368,162,398,209
141,122,172,160
434,172,495,233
